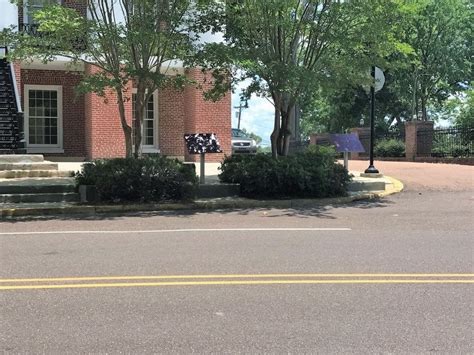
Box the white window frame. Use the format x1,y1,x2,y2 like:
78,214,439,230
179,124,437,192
23,0,60,25
132,89,160,153
24,84,64,154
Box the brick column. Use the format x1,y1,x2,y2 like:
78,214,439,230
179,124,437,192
405,121,434,161
405,122,417,161
84,64,132,159
183,68,231,162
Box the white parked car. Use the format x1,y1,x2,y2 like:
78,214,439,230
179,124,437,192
231,128,257,154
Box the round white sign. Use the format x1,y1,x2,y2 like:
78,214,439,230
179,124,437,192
374,67,385,92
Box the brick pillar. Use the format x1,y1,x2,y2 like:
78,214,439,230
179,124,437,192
405,121,434,161
350,127,370,160
405,122,417,161
183,68,231,162
84,64,133,159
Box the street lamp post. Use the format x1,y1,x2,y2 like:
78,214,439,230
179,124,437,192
365,66,379,174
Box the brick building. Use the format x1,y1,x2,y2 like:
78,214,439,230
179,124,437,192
0,0,231,162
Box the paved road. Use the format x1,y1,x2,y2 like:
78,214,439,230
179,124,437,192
348,160,473,191
1,163,473,353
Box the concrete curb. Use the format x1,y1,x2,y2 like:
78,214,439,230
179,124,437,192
0,176,404,219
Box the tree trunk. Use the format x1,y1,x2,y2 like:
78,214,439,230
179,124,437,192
271,95,281,159
133,85,147,158
271,109,280,159
421,95,428,121
116,88,132,158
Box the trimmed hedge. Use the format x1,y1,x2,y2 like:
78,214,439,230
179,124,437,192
74,155,198,202
219,146,351,198
374,139,405,157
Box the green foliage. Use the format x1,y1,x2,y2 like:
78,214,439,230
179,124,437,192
199,0,407,156
394,0,472,121
374,139,405,157
74,156,198,202
456,88,474,129
299,0,472,134
219,146,351,198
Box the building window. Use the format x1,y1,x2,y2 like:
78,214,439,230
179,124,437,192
24,0,58,25
132,90,159,152
25,85,63,152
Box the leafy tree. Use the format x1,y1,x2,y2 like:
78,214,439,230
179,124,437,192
396,0,472,121
300,71,412,136
200,0,408,157
299,0,472,135
3,0,212,157
456,87,474,129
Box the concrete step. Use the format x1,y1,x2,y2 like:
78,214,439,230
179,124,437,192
0,170,73,179
0,177,75,194
0,192,79,203
0,154,45,163
0,162,58,171
347,178,386,192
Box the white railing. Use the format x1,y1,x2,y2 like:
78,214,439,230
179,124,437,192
8,56,23,113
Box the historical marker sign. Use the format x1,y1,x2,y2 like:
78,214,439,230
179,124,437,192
329,133,365,153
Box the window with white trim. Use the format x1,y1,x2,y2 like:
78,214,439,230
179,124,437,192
24,0,58,25
25,85,63,151
132,90,159,152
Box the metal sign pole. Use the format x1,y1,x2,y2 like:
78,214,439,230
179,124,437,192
343,151,349,170
365,66,379,174
200,153,205,184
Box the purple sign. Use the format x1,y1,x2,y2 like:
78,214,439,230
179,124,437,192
329,133,365,153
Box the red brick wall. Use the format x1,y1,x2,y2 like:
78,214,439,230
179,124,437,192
183,69,231,162
84,63,132,159
159,87,186,157
63,0,87,17
18,66,231,160
21,68,86,157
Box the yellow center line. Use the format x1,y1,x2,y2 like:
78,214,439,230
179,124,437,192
1,273,473,283
1,279,473,290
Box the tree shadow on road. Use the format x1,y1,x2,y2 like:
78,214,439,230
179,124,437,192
1,197,395,223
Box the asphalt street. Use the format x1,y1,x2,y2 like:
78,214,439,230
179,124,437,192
1,168,473,352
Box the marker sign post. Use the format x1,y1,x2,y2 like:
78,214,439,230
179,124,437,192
184,133,222,184
329,133,365,170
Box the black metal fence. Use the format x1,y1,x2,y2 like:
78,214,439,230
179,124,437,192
418,126,473,158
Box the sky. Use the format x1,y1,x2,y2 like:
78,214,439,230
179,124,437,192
231,82,274,146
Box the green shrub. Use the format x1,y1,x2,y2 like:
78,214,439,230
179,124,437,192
374,139,405,157
218,146,351,198
74,155,198,202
